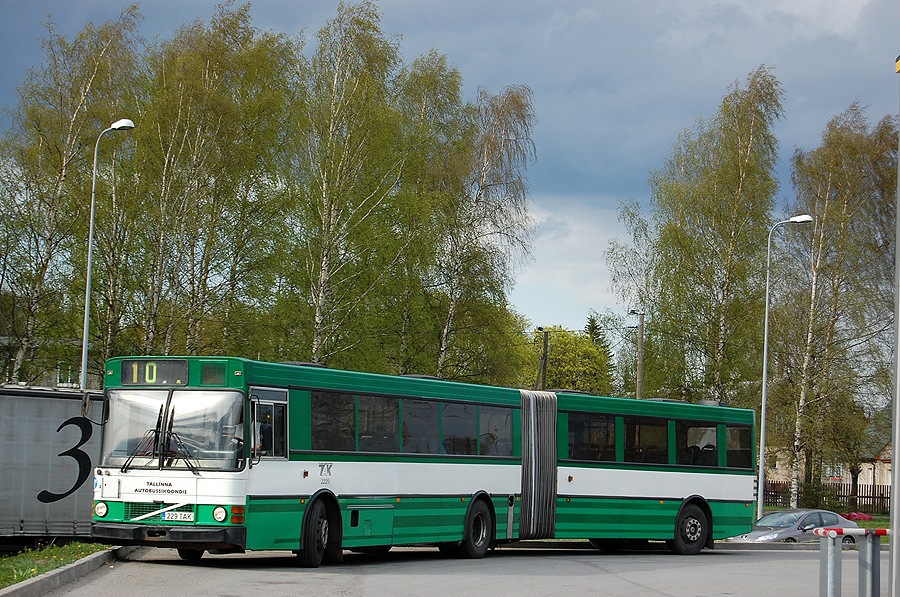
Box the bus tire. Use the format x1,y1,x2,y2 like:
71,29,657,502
299,499,328,568
669,503,708,555
460,499,492,559
177,548,204,561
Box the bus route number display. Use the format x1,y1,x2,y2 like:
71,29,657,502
121,359,189,386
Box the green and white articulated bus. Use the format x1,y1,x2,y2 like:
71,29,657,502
91,356,756,566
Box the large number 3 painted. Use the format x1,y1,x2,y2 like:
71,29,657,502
37,417,94,503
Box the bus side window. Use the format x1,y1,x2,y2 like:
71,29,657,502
725,425,752,468
272,403,286,457
675,421,717,466
257,403,273,456
624,416,667,464
442,403,477,455
480,406,513,456
401,399,439,454
568,412,614,462
311,392,355,451
359,395,399,453
253,402,287,459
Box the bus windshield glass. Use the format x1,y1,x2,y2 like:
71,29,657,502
101,389,245,471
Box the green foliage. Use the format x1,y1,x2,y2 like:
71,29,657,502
606,71,896,501
0,2,535,386
0,6,141,383
774,104,897,504
528,325,614,395
606,66,784,405
0,543,108,590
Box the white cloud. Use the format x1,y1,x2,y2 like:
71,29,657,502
509,194,630,330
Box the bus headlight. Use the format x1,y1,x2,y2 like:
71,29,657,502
213,506,228,523
94,502,108,518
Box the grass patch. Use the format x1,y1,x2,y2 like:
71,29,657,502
854,516,891,542
0,542,109,590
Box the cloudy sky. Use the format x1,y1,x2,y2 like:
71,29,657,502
1,0,897,332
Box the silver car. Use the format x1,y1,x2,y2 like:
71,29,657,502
728,509,859,544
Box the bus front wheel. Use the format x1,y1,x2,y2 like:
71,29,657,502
460,499,492,559
667,504,708,555
299,499,328,568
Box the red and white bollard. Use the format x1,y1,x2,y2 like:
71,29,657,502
813,527,889,597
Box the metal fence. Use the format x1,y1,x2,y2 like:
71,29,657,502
765,481,891,514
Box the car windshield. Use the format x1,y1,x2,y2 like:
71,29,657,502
101,388,245,471
755,511,802,528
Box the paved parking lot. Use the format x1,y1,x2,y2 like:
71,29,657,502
11,542,889,597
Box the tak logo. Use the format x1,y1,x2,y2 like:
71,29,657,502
318,463,333,477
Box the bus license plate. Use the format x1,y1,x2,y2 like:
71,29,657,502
162,511,194,522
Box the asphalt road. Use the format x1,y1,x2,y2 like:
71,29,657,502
28,542,891,597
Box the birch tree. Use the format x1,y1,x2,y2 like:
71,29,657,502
0,7,139,383
606,66,782,405
776,104,896,506
130,4,294,356
280,1,407,364
433,85,535,378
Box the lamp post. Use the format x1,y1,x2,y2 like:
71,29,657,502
756,213,813,521
889,53,899,596
534,327,549,391
79,118,135,391
628,310,644,399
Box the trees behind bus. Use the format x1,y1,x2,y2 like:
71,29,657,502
605,70,896,509
0,2,538,389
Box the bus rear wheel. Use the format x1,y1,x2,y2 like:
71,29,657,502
668,504,708,555
460,499,492,559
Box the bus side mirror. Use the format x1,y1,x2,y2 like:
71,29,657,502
81,391,109,425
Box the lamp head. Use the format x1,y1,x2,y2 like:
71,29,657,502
789,214,813,224
110,118,135,131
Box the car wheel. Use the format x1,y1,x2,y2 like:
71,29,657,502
841,535,855,544
783,537,797,543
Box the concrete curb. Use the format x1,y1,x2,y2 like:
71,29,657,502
0,546,136,597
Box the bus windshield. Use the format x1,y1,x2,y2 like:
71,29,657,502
101,389,245,472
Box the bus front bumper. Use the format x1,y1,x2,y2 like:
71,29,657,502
91,522,246,551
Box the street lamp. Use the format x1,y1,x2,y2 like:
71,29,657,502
79,118,135,391
534,327,549,390
628,310,644,399
756,213,813,520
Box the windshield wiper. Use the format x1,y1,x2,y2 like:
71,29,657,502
165,431,201,475
161,408,200,475
121,405,164,473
